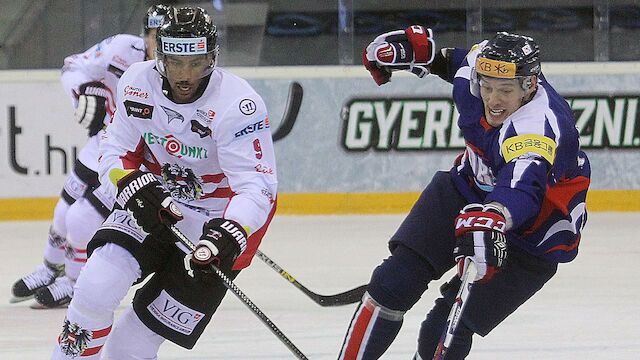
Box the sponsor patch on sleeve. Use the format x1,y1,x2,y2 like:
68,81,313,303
124,100,153,119
501,134,556,164
234,117,270,138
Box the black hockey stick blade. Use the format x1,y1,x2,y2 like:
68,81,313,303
272,81,303,141
169,226,308,360
255,250,367,307
304,284,368,307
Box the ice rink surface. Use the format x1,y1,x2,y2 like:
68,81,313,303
1,213,638,359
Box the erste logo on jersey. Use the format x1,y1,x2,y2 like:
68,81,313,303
161,36,207,55
124,100,153,119
235,117,270,138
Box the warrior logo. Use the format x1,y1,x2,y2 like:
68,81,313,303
59,318,92,357
161,105,184,124
239,99,257,115
161,163,203,201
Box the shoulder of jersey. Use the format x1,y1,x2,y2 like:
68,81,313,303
508,90,553,133
465,40,487,65
107,34,145,50
104,34,146,63
118,61,156,94
216,68,260,97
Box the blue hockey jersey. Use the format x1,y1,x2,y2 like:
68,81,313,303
448,44,591,263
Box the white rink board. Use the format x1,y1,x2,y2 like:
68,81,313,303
0,213,638,359
1,63,640,199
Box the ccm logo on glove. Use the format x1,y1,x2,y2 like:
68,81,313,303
454,210,506,236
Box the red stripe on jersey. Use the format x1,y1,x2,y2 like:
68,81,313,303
232,199,277,270
200,187,234,199
71,247,87,263
545,234,581,254
92,325,112,339
342,304,375,359
464,140,487,159
201,173,226,183
119,138,147,169
57,325,111,357
143,159,161,175
80,345,103,356
524,175,590,236
479,116,493,131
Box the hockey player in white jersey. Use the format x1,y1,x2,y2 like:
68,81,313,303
10,4,170,308
51,6,278,359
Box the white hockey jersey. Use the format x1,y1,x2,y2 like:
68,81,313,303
99,61,278,250
61,34,147,120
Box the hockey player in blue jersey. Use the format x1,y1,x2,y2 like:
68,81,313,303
338,27,591,359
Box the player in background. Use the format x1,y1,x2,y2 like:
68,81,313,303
10,4,170,308
51,6,277,359
338,28,590,359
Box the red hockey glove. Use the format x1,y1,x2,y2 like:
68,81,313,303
362,25,436,85
453,203,508,283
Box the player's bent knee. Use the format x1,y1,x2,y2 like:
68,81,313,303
73,244,141,313
66,198,105,249
362,291,405,321
367,245,435,311
51,199,71,235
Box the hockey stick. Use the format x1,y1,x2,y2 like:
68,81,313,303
272,81,303,141
168,225,308,360
432,259,477,360
255,250,367,307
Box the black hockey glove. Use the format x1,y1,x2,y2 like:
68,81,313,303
116,170,183,243
363,25,436,85
453,203,508,283
75,81,108,137
184,218,247,277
